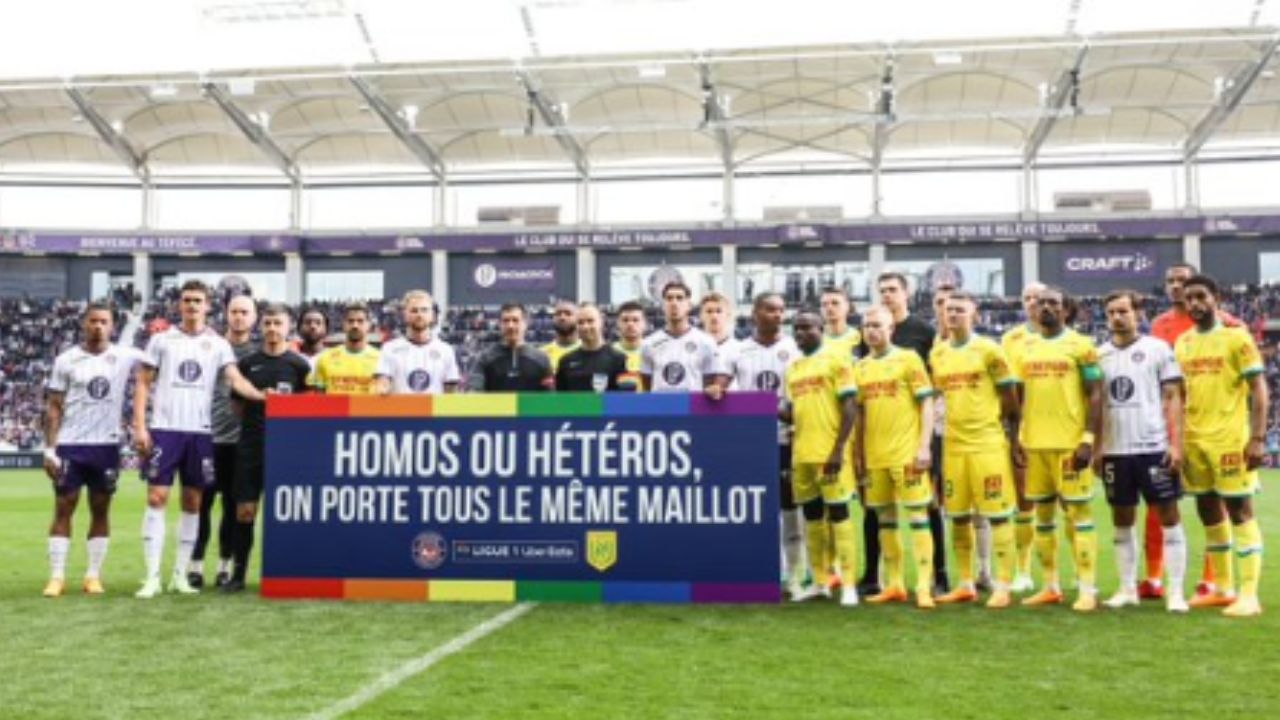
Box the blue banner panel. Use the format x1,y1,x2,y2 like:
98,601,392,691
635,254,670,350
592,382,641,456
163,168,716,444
262,413,780,593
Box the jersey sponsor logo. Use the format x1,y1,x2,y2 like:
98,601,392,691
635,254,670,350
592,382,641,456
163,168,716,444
412,531,447,569
407,369,432,392
1109,375,1136,402
661,362,687,386
87,376,111,400
586,530,618,572
178,359,203,382
755,370,781,391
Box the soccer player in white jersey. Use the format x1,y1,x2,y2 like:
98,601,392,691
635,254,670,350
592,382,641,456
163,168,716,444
376,290,461,395
1095,290,1190,613
640,281,728,396
132,280,266,599
729,292,804,594
700,292,741,389
41,303,143,597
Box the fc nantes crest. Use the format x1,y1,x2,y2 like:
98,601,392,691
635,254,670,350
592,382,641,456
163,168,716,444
586,530,618,572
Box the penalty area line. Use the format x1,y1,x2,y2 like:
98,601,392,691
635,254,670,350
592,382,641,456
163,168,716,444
303,602,536,720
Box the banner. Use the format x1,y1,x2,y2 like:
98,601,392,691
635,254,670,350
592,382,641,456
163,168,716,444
0,233,300,255
5,213,1280,256
467,258,557,291
1061,246,1161,279
261,393,781,604
0,453,42,471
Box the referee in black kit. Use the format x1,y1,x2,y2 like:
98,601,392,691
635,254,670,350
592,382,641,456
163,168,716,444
858,272,950,597
223,303,310,593
555,304,630,392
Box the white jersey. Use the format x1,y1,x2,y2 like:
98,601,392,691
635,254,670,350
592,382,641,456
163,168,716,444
1099,335,1182,456
143,327,236,433
46,344,143,446
715,336,743,390
641,326,726,393
730,335,799,443
376,335,461,394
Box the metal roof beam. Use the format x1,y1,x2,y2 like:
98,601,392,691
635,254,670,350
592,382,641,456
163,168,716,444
349,76,445,180
202,81,299,183
517,70,590,178
64,88,147,181
870,54,896,171
698,62,735,171
1183,35,1280,160
1023,44,1088,166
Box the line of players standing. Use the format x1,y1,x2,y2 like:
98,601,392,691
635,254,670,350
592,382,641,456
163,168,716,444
39,267,1268,616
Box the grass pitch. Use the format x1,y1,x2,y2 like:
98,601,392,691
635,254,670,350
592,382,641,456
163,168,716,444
2,470,1279,719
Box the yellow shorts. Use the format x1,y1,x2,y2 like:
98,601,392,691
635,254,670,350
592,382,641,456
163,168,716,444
793,462,857,505
1184,442,1259,498
1026,449,1095,503
942,448,1016,518
866,465,932,509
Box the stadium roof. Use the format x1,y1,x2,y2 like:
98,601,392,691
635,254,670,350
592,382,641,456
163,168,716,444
1,1,1279,181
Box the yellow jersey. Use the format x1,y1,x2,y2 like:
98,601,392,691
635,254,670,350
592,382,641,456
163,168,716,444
930,335,1016,453
1175,323,1264,448
822,328,861,362
853,347,933,469
1015,329,1102,451
786,346,859,464
542,340,581,374
613,341,643,392
310,345,381,396
1001,323,1037,372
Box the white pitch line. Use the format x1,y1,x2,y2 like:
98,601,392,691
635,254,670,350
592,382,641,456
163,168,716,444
304,602,536,720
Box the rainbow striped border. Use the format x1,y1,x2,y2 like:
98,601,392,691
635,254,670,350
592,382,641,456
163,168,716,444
261,579,780,604
267,392,778,419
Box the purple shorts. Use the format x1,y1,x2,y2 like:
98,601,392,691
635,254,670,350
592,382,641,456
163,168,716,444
55,445,121,496
146,430,215,489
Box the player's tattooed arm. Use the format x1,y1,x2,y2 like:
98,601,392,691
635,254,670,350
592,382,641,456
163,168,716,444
825,395,858,477
42,390,64,480
1246,372,1270,470
132,365,156,455
998,383,1024,468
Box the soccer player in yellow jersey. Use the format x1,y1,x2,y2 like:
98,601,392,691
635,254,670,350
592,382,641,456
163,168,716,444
931,292,1023,609
309,304,381,395
1001,281,1045,593
821,288,861,359
854,307,936,609
612,301,647,391
1175,275,1269,617
1015,286,1104,611
542,300,581,373
783,310,861,606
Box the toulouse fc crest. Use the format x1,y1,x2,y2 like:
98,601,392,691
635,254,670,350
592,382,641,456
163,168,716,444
412,532,447,569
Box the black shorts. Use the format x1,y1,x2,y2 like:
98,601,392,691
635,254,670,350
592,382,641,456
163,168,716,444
1102,453,1182,507
234,442,265,504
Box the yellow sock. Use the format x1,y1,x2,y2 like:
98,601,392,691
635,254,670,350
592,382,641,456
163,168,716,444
1067,502,1097,593
953,521,976,586
993,520,1016,587
1206,521,1235,595
824,522,838,581
1015,511,1035,576
1234,519,1263,600
908,510,934,595
806,520,830,587
1035,503,1059,588
880,521,904,591
832,519,858,583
